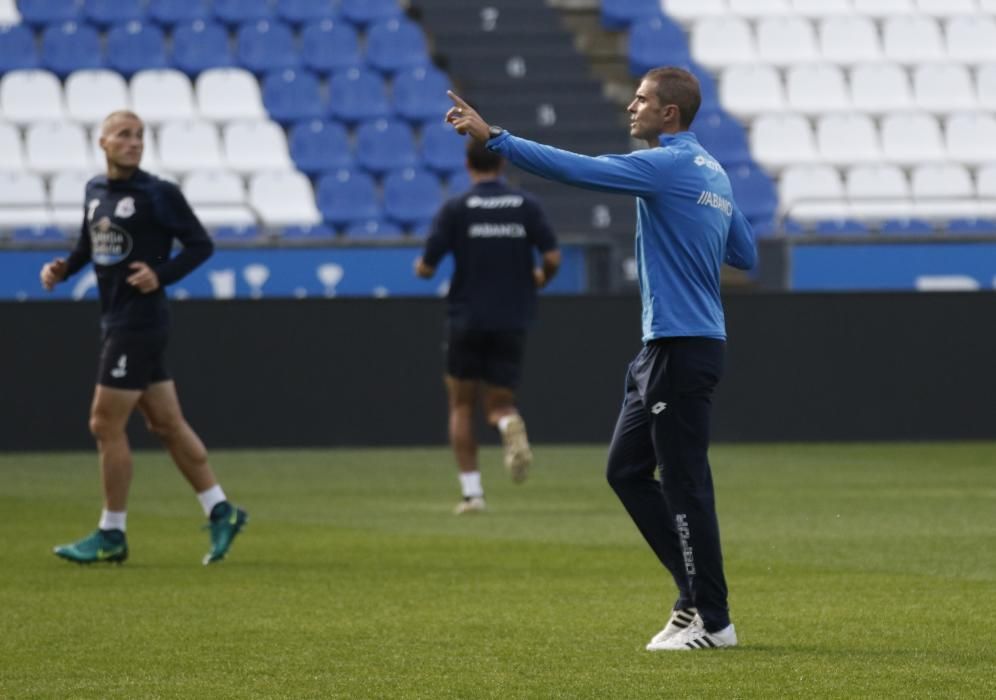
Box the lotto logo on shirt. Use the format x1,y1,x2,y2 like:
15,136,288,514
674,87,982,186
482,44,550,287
90,216,134,266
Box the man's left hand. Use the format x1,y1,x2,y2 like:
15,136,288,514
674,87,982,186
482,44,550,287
126,261,160,293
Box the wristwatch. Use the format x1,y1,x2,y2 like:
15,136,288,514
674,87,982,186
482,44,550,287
488,125,506,139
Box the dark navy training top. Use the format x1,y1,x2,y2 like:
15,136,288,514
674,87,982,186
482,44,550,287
64,170,213,332
422,179,558,331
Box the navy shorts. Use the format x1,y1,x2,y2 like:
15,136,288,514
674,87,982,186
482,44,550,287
97,329,170,390
445,326,526,389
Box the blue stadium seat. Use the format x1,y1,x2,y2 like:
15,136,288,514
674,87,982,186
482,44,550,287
781,219,806,236
213,225,262,243
628,17,689,76
213,0,273,26
41,22,103,78
355,119,418,175
171,20,234,75
301,20,362,75
278,0,339,26
12,225,67,242
446,170,471,196
383,167,443,229
262,69,325,124
328,67,390,124
107,21,168,77
880,219,934,236
289,119,353,175
946,218,996,235
691,110,751,166
317,168,381,227
282,223,337,241
345,219,403,238
814,219,870,236
0,25,40,74
18,0,81,27
365,17,429,75
237,20,299,75
727,163,778,233
601,0,661,29
147,0,211,27
392,66,451,124
339,0,401,27
84,0,145,28
420,121,466,175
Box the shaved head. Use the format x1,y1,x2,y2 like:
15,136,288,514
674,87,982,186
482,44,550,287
101,110,143,136
99,110,144,177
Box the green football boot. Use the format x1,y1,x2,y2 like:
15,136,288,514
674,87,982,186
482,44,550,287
53,529,128,565
203,502,248,565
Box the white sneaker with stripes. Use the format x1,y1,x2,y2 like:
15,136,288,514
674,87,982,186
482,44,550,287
499,414,532,483
453,496,487,515
645,608,701,649
650,622,738,651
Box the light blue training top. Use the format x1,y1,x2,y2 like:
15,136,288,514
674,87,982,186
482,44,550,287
488,130,756,342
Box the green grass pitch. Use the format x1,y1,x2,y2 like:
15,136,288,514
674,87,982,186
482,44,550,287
1,443,994,699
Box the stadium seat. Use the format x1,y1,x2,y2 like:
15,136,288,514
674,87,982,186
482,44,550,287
277,0,339,26
182,170,255,227
727,163,778,230
420,121,467,175
147,0,211,27
107,21,168,77
328,67,390,124
846,164,910,199
355,118,418,175
12,225,66,242
41,21,103,78
853,0,916,17
365,18,429,75
790,0,854,17
288,119,353,175
84,0,145,28
196,68,265,121
383,167,443,229
213,0,273,26
664,0,726,24
300,19,362,75
171,20,234,76
49,170,92,226
691,109,752,166
0,24,40,74
158,121,224,171
627,16,689,77
813,219,871,236
281,223,336,241
914,0,977,17
818,17,882,66
446,169,471,196
0,122,25,170
0,70,65,124
18,0,80,27
976,165,996,199
89,122,162,173
392,66,451,124
883,16,945,64
339,0,401,27
344,219,403,238
911,164,974,199
786,64,849,115
130,69,195,123
946,218,996,235
719,65,785,119
690,17,756,71
66,69,130,124
727,0,792,18
816,114,882,166
750,113,817,169
779,165,847,221
223,121,293,173
237,20,299,75
979,64,996,111
913,64,977,113
880,112,945,165
945,113,996,165
0,172,50,228
26,121,91,173
945,16,996,64
879,218,934,236
756,17,820,66
316,168,381,227
262,68,325,124
212,224,261,241
600,0,660,29
850,63,913,113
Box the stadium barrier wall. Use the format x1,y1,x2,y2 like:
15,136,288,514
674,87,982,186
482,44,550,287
2,293,994,451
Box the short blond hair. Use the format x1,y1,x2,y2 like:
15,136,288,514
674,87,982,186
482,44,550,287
101,110,143,136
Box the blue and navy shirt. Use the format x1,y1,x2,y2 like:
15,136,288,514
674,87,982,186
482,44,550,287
64,170,213,332
489,131,756,342
422,179,558,331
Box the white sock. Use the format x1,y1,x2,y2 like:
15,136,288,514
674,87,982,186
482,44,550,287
497,414,516,432
458,471,483,499
99,509,127,532
197,485,227,517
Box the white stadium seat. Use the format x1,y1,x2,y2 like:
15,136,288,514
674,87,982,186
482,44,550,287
945,17,996,64
663,0,728,24
0,171,52,228
690,17,756,70
182,170,255,228
882,16,945,64
915,0,978,17
158,121,223,172
790,0,854,17
195,68,265,122
0,70,64,125
222,121,292,173
852,0,916,17
819,17,882,65
727,0,792,19
816,114,882,166
846,165,914,220
945,113,996,165
0,122,25,171
750,113,817,168
66,70,129,124
786,64,850,115
249,171,322,227
978,64,996,110
25,122,92,174
49,170,93,227
719,64,785,118
913,64,977,113
779,165,848,220
89,124,162,174
850,63,913,113
756,17,820,66
131,69,196,124
977,165,996,199
880,112,946,165
911,164,974,199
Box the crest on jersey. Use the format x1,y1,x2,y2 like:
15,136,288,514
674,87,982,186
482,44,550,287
91,216,134,266
114,196,135,219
